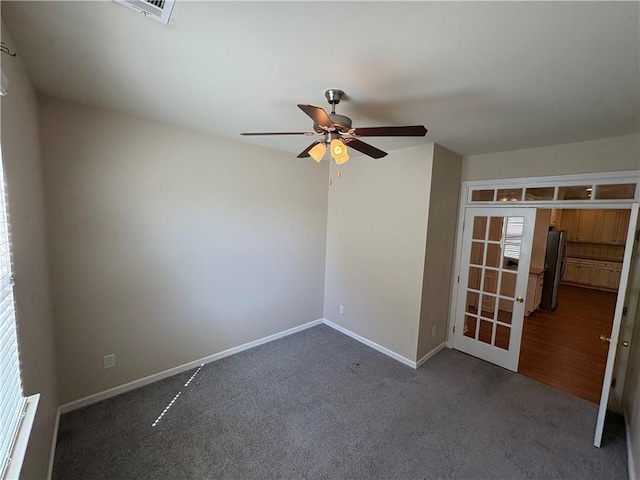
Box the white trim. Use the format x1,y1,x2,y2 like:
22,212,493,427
321,319,417,368
464,170,640,189
463,170,640,207
4,394,39,480
594,203,640,447
56,316,446,417
447,170,640,353
626,410,637,480
416,342,447,368
59,319,323,414
46,408,60,480
447,178,470,349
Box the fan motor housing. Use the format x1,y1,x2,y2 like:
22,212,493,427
314,114,352,134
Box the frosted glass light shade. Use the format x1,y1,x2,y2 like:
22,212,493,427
330,139,349,165
309,143,326,162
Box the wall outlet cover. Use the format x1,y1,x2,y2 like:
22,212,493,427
103,354,116,369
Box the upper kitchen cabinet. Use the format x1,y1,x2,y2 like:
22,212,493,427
559,209,630,244
614,210,631,244
559,209,584,241
597,209,630,244
576,210,597,242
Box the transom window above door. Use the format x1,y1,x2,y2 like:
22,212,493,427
470,181,637,204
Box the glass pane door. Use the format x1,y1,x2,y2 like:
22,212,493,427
453,207,536,372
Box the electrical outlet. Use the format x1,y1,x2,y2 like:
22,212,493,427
432,325,437,336
339,305,344,315
103,354,116,369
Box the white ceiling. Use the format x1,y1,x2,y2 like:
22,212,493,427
2,1,639,157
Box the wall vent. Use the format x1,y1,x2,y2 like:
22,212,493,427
114,0,175,24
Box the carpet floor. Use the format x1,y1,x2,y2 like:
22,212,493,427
52,324,628,479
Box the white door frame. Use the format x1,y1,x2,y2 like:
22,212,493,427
448,170,640,351
447,170,640,446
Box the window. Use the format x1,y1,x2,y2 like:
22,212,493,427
504,216,524,261
469,177,639,204
0,151,29,479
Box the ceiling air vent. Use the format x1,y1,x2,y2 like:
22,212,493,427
114,0,175,24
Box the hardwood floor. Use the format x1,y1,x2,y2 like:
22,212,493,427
518,283,618,404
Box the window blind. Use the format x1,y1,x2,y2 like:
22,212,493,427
0,153,25,478
504,216,524,260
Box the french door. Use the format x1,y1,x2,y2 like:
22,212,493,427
594,203,639,447
452,207,536,372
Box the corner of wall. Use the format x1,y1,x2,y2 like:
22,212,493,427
1,19,60,480
323,143,436,362
416,144,462,360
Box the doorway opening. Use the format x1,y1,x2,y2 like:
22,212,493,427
518,208,630,404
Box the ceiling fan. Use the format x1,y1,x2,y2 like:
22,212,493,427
241,89,428,165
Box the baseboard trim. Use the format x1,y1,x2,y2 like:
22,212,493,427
47,407,61,480
416,342,447,368
58,319,324,414
57,317,443,415
625,409,637,480
321,319,417,368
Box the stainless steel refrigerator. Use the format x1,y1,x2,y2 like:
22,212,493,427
540,230,566,311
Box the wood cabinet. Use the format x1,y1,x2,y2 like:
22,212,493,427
560,209,580,241
525,271,545,316
576,260,596,285
563,259,579,283
593,262,618,289
562,257,622,290
559,209,630,244
614,263,623,288
594,209,629,244
597,210,619,244
613,210,631,244
576,210,597,242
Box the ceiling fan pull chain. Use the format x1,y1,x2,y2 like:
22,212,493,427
329,177,333,186
337,169,341,178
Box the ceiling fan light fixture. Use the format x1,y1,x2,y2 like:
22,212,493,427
331,138,349,164
241,89,427,165
309,143,326,162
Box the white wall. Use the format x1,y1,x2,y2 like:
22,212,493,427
462,134,639,181
323,144,434,362
0,20,58,479
417,145,462,359
38,97,329,404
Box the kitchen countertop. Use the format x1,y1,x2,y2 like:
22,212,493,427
529,266,545,275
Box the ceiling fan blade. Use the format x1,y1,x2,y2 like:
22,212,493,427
343,138,388,159
297,141,323,158
352,125,428,137
297,104,334,130
240,131,316,136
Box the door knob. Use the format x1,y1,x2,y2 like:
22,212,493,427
516,296,524,303
599,334,630,347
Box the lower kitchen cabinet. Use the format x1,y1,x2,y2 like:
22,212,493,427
562,257,621,290
593,263,618,289
577,260,596,285
563,259,579,283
